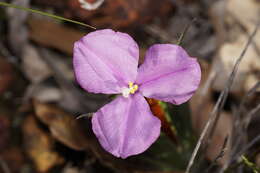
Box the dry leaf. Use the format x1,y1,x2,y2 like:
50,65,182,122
227,0,259,31
7,0,29,55
30,85,62,103
22,44,51,83
33,101,89,151
22,115,64,172
28,17,86,55
212,0,260,94
190,60,231,164
191,97,231,164
33,101,148,172
213,35,260,93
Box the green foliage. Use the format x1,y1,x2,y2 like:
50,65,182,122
129,103,196,171
241,155,260,173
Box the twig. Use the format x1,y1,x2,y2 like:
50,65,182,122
247,103,260,120
234,134,260,163
228,82,260,164
144,25,175,44
219,95,260,173
205,136,229,173
239,82,260,108
228,11,260,57
199,70,217,98
177,18,197,45
185,20,260,173
207,20,260,142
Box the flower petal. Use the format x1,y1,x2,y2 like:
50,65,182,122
92,93,161,158
136,44,201,105
73,29,139,94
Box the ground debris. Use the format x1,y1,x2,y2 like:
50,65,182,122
22,115,64,172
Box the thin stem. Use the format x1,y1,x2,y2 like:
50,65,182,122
185,20,259,173
0,2,96,29
205,136,229,173
177,18,197,45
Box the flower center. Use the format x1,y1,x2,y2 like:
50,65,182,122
122,82,138,98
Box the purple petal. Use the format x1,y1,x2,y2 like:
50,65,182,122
73,29,139,94
92,93,161,158
136,44,201,105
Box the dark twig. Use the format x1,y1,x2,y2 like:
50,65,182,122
239,82,260,108
232,82,260,151
207,20,260,143
220,74,260,172
144,25,174,44
205,136,229,173
177,18,197,45
185,20,260,173
247,103,260,120
233,134,260,164
227,82,260,167
228,11,260,57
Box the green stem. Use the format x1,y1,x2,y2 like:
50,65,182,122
0,2,96,29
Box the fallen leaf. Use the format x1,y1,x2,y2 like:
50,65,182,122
33,100,89,151
211,0,260,94
29,85,62,103
22,44,51,83
213,34,260,93
28,17,86,55
189,60,231,164
7,0,29,55
227,0,259,31
22,115,64,172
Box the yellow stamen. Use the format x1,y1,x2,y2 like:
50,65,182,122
122,82,139,97
128,82,138,94
128,82,133,88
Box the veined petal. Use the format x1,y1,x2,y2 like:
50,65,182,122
136,44,201,105
73,29,139,94
92,93,161,158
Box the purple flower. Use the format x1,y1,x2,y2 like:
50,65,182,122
73,29,201,158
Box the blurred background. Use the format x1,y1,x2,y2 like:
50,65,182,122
0,0,259,173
